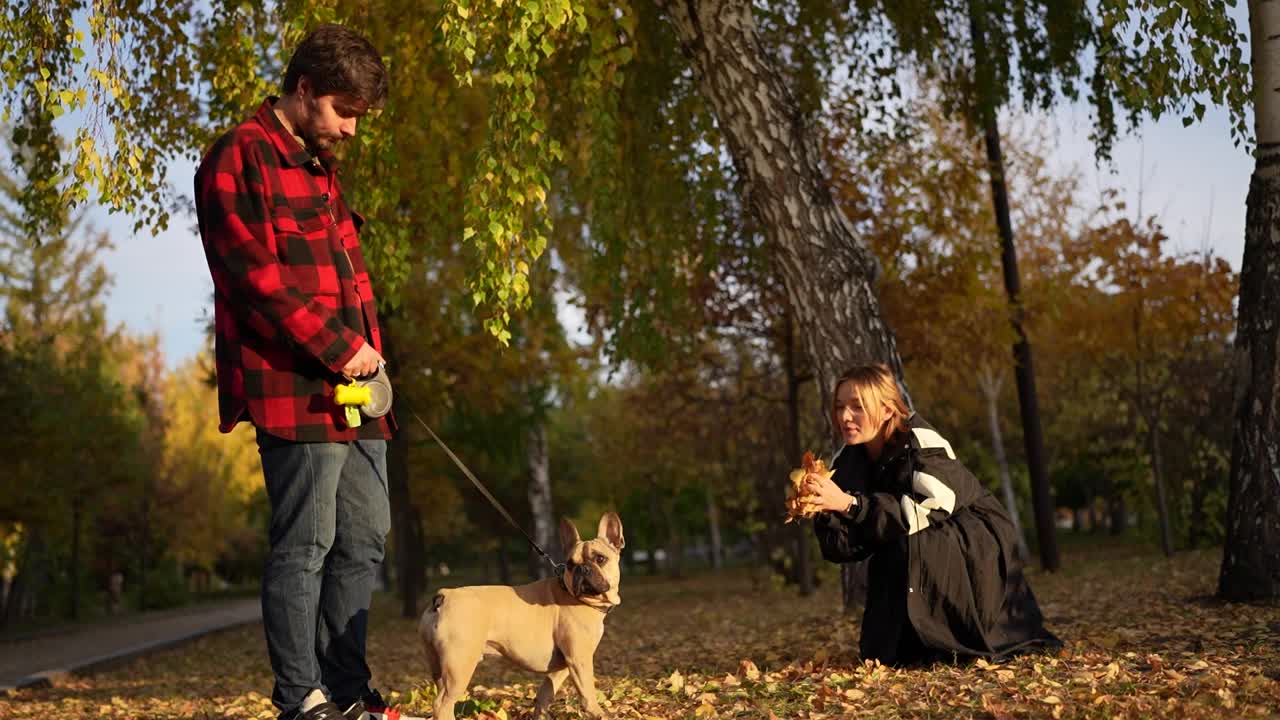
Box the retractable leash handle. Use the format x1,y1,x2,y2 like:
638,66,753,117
335,363,393,428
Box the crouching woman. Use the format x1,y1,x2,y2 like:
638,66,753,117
806,364,1061,666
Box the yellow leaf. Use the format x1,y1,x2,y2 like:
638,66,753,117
667,669,684,693
1041,695,1062,704
739,659,761,680
1217,688,1236,709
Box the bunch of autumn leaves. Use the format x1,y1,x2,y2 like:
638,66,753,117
784,451,834,523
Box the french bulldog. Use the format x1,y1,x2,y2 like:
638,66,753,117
418,512,624,720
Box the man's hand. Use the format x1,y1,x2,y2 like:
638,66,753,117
342,343,384,379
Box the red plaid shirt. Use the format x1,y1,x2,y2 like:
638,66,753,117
195,98,393,442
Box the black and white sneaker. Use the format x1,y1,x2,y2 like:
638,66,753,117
340,689,415,720
299,701,347,720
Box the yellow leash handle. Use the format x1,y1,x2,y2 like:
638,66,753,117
334,379,372,428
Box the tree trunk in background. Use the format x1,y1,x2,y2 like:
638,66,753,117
1219,0,1280,603
525,419,556,579
1109,494,1127,535
705,484,723,570
967,1,1060,572
647,480,661,576
1148,424,1174,557
2,528,47,628
664,495,684,579
656,0,904,611
782,308,814,595
979,367,1030,561
382,317,422,617
138,476,152,609
70,498,82,620
412,511,426,591
1188,473,1209,548
497,541,511,585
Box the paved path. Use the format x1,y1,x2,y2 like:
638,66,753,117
0,597,262,691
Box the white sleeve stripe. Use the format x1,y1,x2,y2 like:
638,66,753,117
912,470,956,515
900,496,931,535
911,428,956,459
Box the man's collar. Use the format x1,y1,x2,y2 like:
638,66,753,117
255,97,340,172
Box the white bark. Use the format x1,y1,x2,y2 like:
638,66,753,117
654,0,904,611
1253,1,1280,154
978,365,1030,561
1219,0,1280,601
525,420,556,579
654,0,904,405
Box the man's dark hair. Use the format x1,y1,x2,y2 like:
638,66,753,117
283,24,388,108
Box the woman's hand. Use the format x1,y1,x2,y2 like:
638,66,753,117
803,472,856,514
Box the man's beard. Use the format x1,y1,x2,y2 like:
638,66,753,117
298,98,336,152
299,125,334,152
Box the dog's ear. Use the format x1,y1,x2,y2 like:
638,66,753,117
597,511,625,551
559,517,581,555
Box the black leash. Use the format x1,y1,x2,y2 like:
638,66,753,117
409,410,565,578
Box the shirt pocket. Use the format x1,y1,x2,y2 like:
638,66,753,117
272,209,342,296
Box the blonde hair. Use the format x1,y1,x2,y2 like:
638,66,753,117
832,364,911,440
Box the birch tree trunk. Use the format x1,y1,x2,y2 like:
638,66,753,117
978,366,1030,561
655,0,903,612
525,419,557,579
655,0,903,394
1219,0,1280,602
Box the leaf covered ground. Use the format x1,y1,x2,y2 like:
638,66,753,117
2,539,1278,719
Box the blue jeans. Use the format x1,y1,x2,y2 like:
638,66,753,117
257,430,390,717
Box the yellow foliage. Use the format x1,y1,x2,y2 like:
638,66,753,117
157,358,263,569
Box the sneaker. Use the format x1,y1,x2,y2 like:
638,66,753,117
340,689,402,720
299,701,347,720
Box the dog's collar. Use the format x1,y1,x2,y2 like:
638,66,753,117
558,574,614,615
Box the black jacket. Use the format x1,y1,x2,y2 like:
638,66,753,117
814,414,1060,665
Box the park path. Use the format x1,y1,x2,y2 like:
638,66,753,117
0,597,261,691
